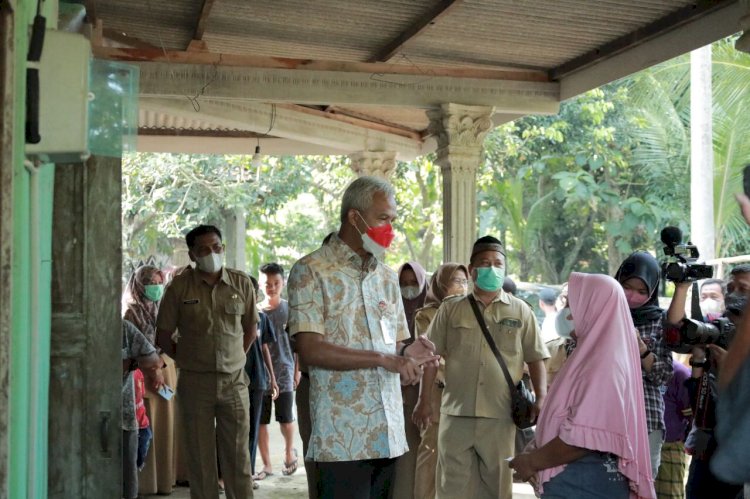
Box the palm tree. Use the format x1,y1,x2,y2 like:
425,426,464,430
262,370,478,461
625,37,750,258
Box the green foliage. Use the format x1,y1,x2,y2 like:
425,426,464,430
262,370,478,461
122,152,442,276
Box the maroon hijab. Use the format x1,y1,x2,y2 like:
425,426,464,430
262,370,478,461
397,261,427,339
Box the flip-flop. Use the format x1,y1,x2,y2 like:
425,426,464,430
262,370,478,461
282,449,299,476
252,469,273,481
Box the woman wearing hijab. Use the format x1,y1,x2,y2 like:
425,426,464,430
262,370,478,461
123,265,178,495
412,263,469,499
614,252,674,479
510,272,656,499
392,261,429,499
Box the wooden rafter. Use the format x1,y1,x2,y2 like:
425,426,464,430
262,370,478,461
92,46,551,82
325,106,422,134
102,27,160,50
368,0,464,63
192,0,216,42
276,104,424,142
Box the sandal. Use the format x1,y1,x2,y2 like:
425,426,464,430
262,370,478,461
282,448,299,476
252,469,273,481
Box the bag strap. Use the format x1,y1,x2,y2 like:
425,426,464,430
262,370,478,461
468,294,517,393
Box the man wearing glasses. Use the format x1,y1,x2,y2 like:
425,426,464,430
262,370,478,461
157,225,258,498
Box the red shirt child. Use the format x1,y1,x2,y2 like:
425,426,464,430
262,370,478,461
133,369,149,430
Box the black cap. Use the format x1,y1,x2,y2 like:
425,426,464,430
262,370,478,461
471,235,505,260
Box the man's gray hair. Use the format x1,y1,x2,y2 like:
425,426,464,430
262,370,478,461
340,176,396,224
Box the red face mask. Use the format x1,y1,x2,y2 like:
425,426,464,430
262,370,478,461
357,212,395,249
366,222,395,248
624,288,650,309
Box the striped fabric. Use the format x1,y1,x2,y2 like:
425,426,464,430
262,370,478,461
655,441,688,499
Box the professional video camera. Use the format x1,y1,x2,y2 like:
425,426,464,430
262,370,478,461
664,284,747,354
660,226,714,283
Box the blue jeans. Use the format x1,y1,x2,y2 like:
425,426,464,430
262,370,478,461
137,426,152,470
542,452,629,499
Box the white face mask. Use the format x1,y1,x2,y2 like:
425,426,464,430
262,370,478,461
401,285,421,300
359,233,385,260
700,298,724,316
195,252,223,273
555,308,575,339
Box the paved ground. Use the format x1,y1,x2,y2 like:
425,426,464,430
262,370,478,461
145,419,536,498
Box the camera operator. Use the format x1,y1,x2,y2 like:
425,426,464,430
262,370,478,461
666,277,745,499
709,192,750,491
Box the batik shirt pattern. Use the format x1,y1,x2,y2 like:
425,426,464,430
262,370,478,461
287,234,409,462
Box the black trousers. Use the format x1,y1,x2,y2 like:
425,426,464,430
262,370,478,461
317,458,397,499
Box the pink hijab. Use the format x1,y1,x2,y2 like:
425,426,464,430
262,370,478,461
534,272,655,499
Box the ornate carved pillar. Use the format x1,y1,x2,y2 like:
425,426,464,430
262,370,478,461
348,150,397,178
428,103,494,264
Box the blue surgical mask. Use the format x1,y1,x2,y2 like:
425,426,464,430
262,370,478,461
555,308,575,339
475,266,505,292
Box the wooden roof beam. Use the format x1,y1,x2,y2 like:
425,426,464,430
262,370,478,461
193,0,215,40
368,0,464,63
188,0,216,50
92,46,550,82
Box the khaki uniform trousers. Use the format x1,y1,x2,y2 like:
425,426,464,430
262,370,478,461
436,413,515,499
177,368,253,499
392,384,422,498
414,382,443,499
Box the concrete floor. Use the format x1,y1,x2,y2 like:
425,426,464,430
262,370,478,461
144,419,535,498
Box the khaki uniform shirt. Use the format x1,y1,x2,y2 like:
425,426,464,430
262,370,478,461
156,266,258,374
426,290,548,419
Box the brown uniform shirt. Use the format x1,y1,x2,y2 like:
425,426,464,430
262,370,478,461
426,290,549,419
156,266,258,373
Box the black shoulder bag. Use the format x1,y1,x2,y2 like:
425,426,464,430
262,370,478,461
468,295,536,429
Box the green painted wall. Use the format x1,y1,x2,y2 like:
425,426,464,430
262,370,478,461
9,1,57,497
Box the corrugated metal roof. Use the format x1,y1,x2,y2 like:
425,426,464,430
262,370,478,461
95,0,738,149
95,0,699,67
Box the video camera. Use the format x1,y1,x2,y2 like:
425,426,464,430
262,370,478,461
665,284,747,354
660,226,713,283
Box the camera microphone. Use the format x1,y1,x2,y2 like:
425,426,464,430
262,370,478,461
660,226,683,247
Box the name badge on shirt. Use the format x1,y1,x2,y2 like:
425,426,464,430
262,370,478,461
380,318,395,344
499,318,521,329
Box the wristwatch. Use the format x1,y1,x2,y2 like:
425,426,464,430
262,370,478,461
690,358,708,368
640,349,652,360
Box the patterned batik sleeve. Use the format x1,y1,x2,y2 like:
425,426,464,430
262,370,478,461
393,291,411,343
287,259,325,336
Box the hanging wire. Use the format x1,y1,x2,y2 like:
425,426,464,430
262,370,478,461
145,0,221,112
369,53,437,86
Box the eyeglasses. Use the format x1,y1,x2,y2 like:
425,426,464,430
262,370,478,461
450,278,469,286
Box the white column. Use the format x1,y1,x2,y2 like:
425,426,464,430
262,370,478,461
428,104,494,264
690,45,715,259
348,151,397,178
222,208,247,271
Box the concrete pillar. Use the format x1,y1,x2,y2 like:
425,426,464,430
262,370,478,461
222,208,247,271
428,103,494,265
690,45,715,259
348,151,397,178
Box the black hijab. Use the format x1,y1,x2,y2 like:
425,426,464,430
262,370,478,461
614,251,663,326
